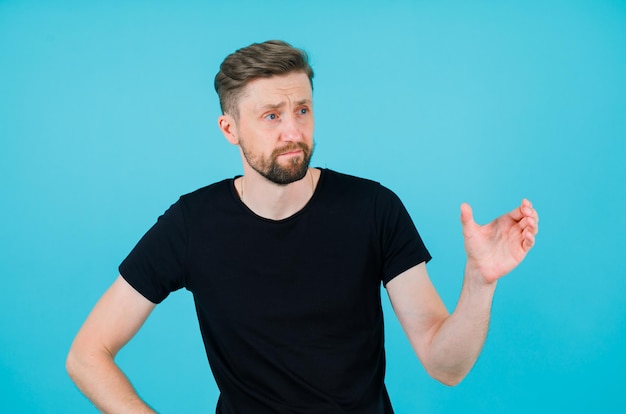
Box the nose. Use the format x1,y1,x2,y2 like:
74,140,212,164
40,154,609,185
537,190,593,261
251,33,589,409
280,113,303,142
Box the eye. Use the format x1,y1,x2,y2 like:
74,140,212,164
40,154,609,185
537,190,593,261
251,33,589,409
298,107,309,115
264,113,278,120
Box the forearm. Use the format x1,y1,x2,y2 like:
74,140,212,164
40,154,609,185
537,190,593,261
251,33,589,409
424,262,497,385
66,346,156,414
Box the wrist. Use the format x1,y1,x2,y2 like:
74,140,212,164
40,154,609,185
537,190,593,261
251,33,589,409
464,260,499,290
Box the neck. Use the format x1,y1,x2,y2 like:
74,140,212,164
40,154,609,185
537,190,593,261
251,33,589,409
237,168,318,220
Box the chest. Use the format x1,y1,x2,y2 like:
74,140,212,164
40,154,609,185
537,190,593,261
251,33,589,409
184,210,384,340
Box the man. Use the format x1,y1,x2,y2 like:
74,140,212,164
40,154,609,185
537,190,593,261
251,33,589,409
66,40,539,413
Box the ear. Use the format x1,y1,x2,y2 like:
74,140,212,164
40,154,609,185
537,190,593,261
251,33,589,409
218,114,239,145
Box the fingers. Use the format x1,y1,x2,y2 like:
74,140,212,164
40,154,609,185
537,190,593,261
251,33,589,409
521,199,533,218
522,227,536,251
521,199,539,234
512,199,539,225
460,202,474,227
519,199,539,251
461,199,539,240
508,199,528,222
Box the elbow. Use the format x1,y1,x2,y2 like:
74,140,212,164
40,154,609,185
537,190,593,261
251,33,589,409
65,346,81,383
435,374,465,387
65,340,96,384
425,365,469,387
66,338,116,387
419,345,475,387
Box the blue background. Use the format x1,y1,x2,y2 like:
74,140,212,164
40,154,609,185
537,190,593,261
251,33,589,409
1,0,625,412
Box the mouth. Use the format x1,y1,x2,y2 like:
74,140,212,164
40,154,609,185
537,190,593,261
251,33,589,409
279,149,303,157
275,144,307,158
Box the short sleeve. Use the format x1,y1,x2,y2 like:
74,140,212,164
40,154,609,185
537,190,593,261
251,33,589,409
375,186,431,286
119,199,188,303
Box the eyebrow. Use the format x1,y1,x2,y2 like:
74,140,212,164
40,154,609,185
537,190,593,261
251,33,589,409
259,99,312,112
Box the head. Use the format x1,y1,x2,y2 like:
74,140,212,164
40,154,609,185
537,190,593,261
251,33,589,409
215,41,316,185
214,40,314,120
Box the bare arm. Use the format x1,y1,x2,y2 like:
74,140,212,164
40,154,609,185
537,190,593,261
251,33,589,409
387,262,496,386
66,275,157,413
387,200,539,386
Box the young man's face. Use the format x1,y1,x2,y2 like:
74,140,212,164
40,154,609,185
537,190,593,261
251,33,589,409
227,71,314,185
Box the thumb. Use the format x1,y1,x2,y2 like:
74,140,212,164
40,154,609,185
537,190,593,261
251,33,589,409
460,202,474,228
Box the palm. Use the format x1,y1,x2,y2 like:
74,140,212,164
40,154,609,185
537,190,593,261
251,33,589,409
461,200,538,283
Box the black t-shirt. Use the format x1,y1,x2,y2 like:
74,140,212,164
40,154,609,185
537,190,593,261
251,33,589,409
120,169,431,413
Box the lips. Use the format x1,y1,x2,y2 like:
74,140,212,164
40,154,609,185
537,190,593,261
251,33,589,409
274,143,308,158
279,149,302,156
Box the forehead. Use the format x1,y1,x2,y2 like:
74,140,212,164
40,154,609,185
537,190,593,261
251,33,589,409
239,72,312,110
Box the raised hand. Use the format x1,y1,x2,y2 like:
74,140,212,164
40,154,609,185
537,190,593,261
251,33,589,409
460,199,539,284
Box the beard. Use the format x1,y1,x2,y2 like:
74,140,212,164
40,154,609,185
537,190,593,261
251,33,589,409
241,141,314,185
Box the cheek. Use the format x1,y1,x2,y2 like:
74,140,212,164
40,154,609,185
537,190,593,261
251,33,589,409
303,122,314,137
241,135,273,158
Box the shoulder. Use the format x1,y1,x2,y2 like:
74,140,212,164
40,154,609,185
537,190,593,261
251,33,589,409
182,178,232,199
178,178,233,205
162,178,235,220
321,169,382,193
321,169,399,202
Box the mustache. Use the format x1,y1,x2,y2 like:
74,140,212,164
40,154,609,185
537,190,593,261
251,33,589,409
272,142,310,158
